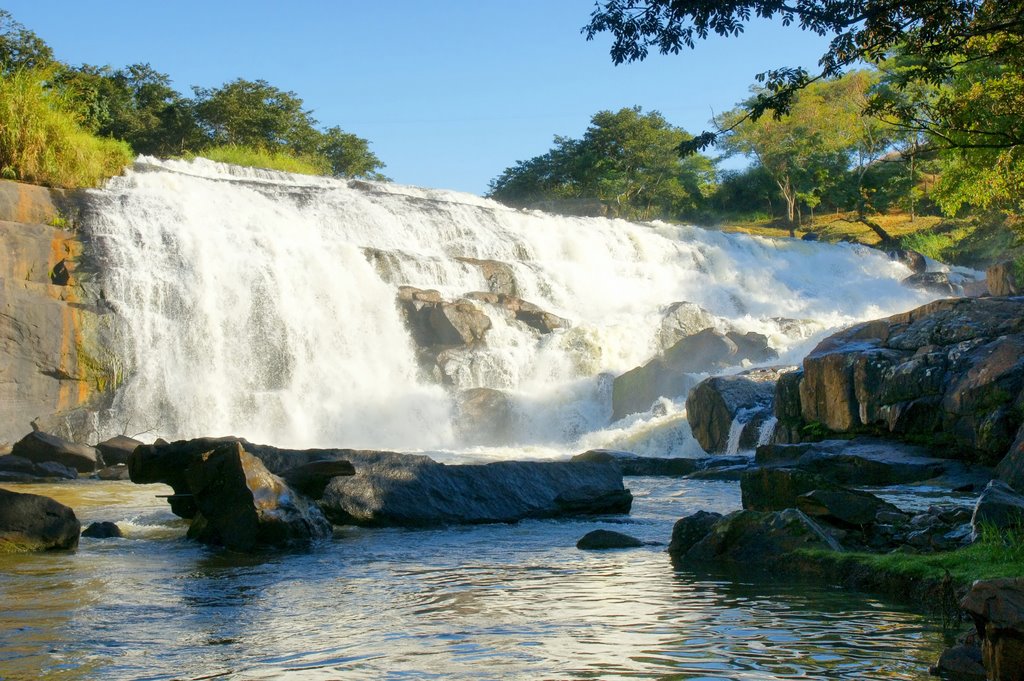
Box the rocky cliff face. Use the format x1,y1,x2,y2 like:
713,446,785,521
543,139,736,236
0,180,120,446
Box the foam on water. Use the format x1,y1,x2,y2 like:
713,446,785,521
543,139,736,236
86,157,938,453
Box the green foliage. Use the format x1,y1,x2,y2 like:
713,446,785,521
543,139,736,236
0,10,53,73
489,106,714,220
0,67,132,188
193,144,328,176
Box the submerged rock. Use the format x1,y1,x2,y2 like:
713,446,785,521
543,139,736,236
576,529,643,550
0,488,80,552
82,521,123,539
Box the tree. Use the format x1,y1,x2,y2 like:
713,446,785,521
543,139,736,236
584,1,1024,154
0,10,53,72
317,126,387,179
489,106,714,220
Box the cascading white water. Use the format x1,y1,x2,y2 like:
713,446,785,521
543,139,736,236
86,157,938,455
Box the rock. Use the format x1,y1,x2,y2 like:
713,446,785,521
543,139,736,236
95,435,142,466
931,644,986,679
961,578,1024,681
773,369,806,444
454,257,520,297
656,301,719,351
997,426,1024,494
570,449,702,476
0,487,80,551
454,387,516,445
683,508,843,566
320,452,631,527
668,510,722,557
612,328,778,420
756,438,960,486
279,459,356,499
184,442,332,551
888,248,927,274
740,467,837,512
397,286,491,348
987,260,1021,296
0,454,76,481
576,529,643,550
795,488,901,527
465,292,569,334
686,368,789,453
95,464,130,480
972,480,1024,533
797,297,1024,463
801,232,819,241
81,521,123,539
902,271,962,296
11,430,102,473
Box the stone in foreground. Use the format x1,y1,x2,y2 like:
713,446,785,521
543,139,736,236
0,488,80,552
576,529,643,550
683,509,843,566
961,578,1024,681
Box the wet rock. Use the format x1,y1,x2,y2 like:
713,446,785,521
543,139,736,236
902,271,962,296
82,521,123,539
996,426,1024,494
655,301,719,351
612,328,778,420
796,488,900,528
279,460,355,499
576,529,643,550
972,480,1024,533
570,449,702,477
686,367,790,454
464,292,569,334
0,454,77,481
454,256,520,297
772,368,806,444
11,430,102,473
987,260,1021,296
668,510,723,558
740,467,837,512
184,442,332,551
755,438,956,486
683,508,842,566
797,297,1024,464
397,286,492,348
930,644,986,679
888,248,927,274
95,464,130,481
961,578,1024,681
0,487,80,552
95,435,142,466
454,387,516,445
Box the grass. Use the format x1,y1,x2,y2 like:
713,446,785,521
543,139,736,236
191,144,329,176
0,67,132,188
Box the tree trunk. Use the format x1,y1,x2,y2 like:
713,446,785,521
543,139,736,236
777,177,796,238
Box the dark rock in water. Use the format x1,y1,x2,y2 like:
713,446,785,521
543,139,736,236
320,452,631,527
741,467,837,512
668,510,722,558
888,248,927,274
570,449,702,477
576,529,643,550
686,368,789,454
280,460,355,499
987,260,1021,296
773,369,806,444
0,487,80,551
961,577,1024,680
0,454,77,481
95,435,142,466
12,430,102,473
800,232,819,241
901,271,962,296
184,442,332,551
971,480,1024,533
82,521,123,539
755,438,958,486
612,328,778,420
95,464,130,481
454,387,516,445
683,508,842,566
796,488,900,528
796,297,1024,464
996,426,1024,494
930,644,985,679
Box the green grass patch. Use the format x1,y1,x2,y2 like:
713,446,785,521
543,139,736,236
191,144,329,176
801,525,1024,587
0,67,132,188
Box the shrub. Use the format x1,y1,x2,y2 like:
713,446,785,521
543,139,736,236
191,143,329,176
0,67,132,187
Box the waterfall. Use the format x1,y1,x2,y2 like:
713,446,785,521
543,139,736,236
724,416,746,456
84,157,936,455
757,416,779,447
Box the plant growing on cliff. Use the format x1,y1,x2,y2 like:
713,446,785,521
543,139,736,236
0,67,132,187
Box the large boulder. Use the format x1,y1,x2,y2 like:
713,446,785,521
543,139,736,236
795,488,901,528
453,387,516,445
576,529,643,550
667,510,722,558
0,487,80,552
996,426,1024,493
971,480,1024,534
740,467,837,512
612,328,778,420
454,257,520,297
961,578,1024,681
0,454,77,482
12,430,103,473
397,286,492,348
464,292,569,334
772,368,806,444
655,301,719,351
570,449,702,476
184,442,332,551
682,508,842,566
686,367,790,454
95,435,142,466
987,260,1021,296
797,297,1024,464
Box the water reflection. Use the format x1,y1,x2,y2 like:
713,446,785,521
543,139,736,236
0,479,946,680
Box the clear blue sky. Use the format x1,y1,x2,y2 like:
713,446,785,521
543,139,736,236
8,1,830,195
